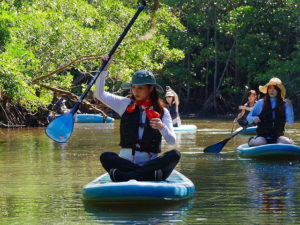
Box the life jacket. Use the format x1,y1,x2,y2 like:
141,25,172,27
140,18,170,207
256,99,286,137
120,102,162,154
167,103,178,120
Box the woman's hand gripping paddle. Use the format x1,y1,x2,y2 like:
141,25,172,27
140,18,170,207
45,2,147,143
204,89,300,153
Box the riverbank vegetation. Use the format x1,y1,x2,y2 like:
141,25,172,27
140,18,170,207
0,0,299,126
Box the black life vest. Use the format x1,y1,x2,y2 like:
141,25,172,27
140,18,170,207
167,103,178,120
256,99,286,137
120,103,162,153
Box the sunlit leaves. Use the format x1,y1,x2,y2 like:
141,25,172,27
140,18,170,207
0,0,184,111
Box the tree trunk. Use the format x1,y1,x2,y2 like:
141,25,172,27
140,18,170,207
234,34,238,86
216,41,235,94
213,7,218,110
205,26,209,100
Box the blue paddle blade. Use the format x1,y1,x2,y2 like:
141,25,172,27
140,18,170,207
45,113,75,143
203,139,229,153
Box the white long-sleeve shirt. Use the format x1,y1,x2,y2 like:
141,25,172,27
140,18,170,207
94,71,176,165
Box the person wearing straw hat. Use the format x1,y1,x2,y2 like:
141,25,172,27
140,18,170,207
247,77,294,146
165,86,181,127
94,54,180,182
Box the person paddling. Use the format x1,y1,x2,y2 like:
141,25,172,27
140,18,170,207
59,99,70,114
247,78,294,146
94,54,180,182
233,90,258,127
165,86,181,127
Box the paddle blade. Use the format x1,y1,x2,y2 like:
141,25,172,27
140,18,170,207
45,113,75,143
203,139,229,153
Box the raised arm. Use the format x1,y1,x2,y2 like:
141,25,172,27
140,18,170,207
94,55,130,116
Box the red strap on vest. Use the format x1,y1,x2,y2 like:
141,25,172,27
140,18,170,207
126,98,160,120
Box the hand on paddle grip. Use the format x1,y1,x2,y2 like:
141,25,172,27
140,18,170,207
102,54,113,71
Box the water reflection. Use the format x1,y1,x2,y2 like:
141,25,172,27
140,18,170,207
174,131,197,147
84,199,194,224
242,160,298,223
162,130,198,154
74,123,115,130
0,120,300,224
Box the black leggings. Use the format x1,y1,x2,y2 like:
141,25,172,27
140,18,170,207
100,149,180,181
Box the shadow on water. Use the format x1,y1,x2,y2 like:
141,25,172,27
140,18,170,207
83,199,194,224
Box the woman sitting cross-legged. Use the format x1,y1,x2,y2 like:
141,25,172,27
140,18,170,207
94,54,180,182
246,77,294,147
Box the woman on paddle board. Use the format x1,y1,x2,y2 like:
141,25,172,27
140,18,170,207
233,90,258,127
247,78,294,146
59,99,70,114
165,86,181,127
94,54,180,182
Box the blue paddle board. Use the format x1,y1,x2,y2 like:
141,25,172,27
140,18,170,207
83,170,195,203
75,114,114,123
174,125,197,132
237,143,300,158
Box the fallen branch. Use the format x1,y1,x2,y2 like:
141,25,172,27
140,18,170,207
39,84,108,117
0,122,26,128
31,54,103,84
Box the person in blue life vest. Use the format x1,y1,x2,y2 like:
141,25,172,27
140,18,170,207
233,90,258,127
94,54,180,182
247,78,294,146
165,86,181,127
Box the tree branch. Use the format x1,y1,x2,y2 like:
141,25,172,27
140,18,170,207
39,84,108,117
31,54,103,84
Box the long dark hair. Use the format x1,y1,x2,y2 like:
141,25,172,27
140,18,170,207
247,90,258,106
262,85,284,114
150,86,165,117
128,85,165,118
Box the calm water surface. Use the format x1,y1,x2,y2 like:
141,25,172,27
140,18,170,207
1,120,300,224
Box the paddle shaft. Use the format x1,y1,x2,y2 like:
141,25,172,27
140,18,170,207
71,3,146,115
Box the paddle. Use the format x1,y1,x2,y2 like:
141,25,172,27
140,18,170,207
46,2,147,143
204,89,300,153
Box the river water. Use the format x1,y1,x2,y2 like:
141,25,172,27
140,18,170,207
0,120,300,224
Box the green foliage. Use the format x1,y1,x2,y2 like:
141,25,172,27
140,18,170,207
160,0,299,109
0,0,184,111
1,0,299,114
0,2,14,52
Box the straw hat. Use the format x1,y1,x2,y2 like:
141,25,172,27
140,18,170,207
259,77,286,98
